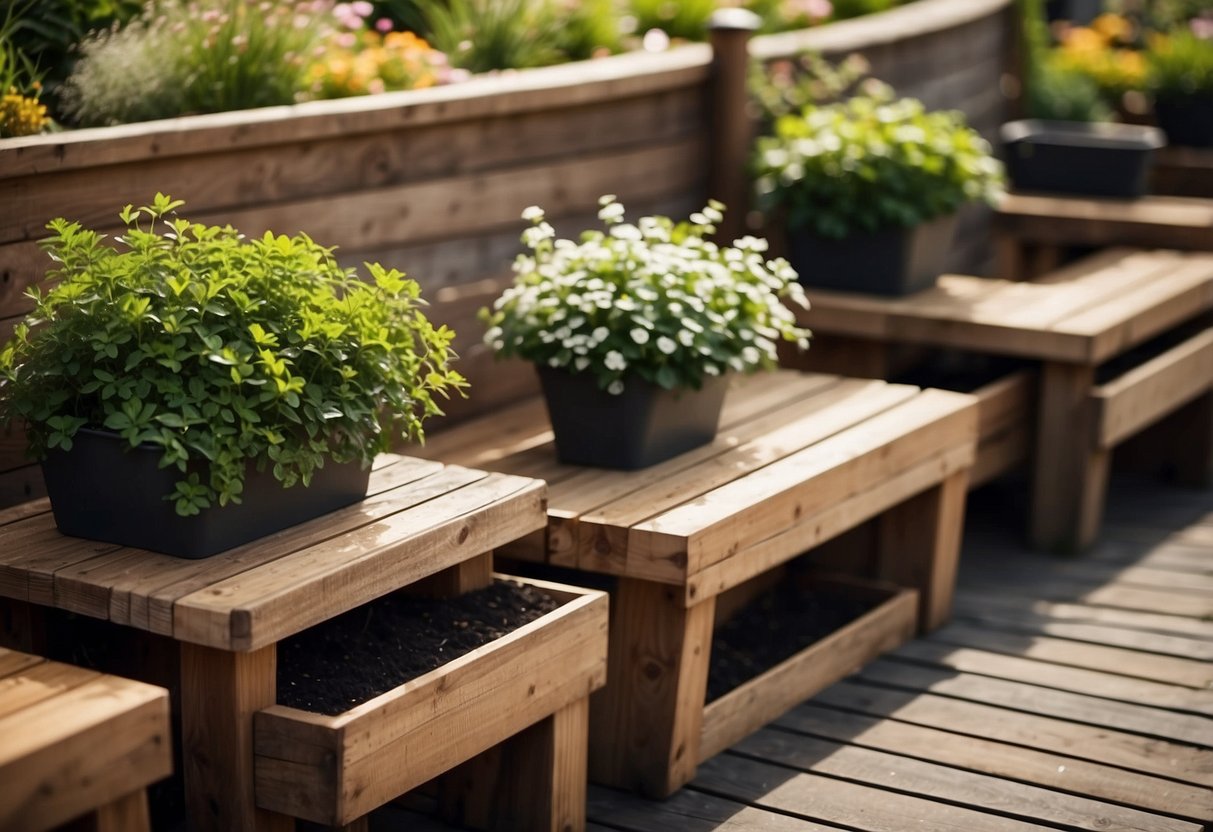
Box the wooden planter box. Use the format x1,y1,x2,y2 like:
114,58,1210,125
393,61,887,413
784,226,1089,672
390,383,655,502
0,0,1015,510
699,574,917,762
253,576,607,828
1092,326,1213,480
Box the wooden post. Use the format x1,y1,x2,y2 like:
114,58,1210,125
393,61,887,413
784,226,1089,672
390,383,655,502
588,578,716,798
708,9,759,243
1031,362,1109,553
181,643,293,832
876,469,970,632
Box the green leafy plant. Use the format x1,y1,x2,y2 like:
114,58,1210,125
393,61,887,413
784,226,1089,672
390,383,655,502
481,197,809,395
1028,58,1114,120
1147,27,1213,99
749,50,871,130
0,194,465,516
57,0,335,127
752,82,1005,239
625,0,716,42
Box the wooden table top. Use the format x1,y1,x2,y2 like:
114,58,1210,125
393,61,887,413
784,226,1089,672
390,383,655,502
799,248,1213,365
0,457,546,652
996,194,1213,250
415,371,977,598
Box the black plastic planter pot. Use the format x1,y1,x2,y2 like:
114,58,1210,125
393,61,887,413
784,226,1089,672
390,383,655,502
1154,96,1213,149
1001,119,1166,197
537,368,728,469
787,214,957,297
41,429,371,558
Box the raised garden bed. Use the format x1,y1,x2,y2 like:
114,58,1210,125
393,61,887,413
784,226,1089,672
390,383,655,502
254,576,608,828
0,0,1016,510
700,573,917,762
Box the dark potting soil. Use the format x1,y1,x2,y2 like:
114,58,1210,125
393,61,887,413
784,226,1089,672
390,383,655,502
276,580,559,715
706,580,875,703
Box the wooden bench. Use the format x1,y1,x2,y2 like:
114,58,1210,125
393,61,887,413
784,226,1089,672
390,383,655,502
414,370,978,797
789,247,1213,553
0,647,172,832
994,192,1213,280
0,457,607,832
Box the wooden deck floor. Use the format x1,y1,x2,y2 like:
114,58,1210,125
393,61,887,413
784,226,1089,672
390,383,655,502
384,472,1213,832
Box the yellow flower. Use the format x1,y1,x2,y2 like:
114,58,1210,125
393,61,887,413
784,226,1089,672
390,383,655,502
1091,13,1132,44
1,88,49,138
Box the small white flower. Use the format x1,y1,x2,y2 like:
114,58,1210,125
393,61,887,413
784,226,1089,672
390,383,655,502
605,350,627,371
574,356,590,371
598,202,626,223
548,355,564,367
704,364,720,376
678,330,695,347
598,194,617,207
608,380,625,395
742,346,761,364
591,327,609,343
630,328,649,345
521,205,544,222
657,336,677,355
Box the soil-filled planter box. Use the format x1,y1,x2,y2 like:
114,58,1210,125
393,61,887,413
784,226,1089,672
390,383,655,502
1001,120,1166,198
1091,323,1213,455
253,576,608,827
41,428,370,558
537,367,728,469
697,573,917,762
788,214,957,297
893,355,1038,488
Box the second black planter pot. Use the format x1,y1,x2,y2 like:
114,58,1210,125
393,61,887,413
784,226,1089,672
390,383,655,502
537,367,728,469
42,428,371,558
1154,96,1213,148
1000,119,1166,197
787,214,957,297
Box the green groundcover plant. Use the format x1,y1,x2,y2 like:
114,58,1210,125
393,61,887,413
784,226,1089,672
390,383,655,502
752,81,1005,239
1148,27,1213,99
481,196,810,395
0,194,465,515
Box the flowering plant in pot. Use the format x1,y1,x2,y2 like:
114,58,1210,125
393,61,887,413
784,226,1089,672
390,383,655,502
481,196,810,469
0,194,465,557
752,81,1004,296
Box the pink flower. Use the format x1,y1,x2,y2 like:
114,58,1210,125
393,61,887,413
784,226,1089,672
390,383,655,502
1192,16,1213,40
350,1,373,16
375,17,393,32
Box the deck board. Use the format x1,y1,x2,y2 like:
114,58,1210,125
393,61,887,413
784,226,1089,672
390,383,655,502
372,473,1213,830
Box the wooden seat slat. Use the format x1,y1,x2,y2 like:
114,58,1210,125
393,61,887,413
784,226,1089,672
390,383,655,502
0,664,170,832
550,377,892,525
66,464,487,635
172,472,546,650
0,646,44,679
628,389,975,574
573,381,925,572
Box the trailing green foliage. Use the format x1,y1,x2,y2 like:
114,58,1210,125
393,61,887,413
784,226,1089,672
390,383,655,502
752,82,1005,239
0,195,465,516
57,0,333,126
482,197,809,395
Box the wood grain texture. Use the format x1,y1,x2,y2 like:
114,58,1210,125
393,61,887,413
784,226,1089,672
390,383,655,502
255,580,606,825
0,663,171,832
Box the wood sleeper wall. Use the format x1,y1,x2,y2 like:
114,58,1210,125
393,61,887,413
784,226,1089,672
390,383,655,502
0,0,1013,508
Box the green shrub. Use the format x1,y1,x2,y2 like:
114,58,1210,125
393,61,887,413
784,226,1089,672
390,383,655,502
58,0,333,126
749,51,871,129
1148,27,1213,99
1028,58,1115,121
0,194,466,516
625,0,716,42
752,82,1005,238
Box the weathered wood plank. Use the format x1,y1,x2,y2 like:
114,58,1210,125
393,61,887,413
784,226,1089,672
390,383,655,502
732,727,1202,832
173,473,546,650
776,701,1213,823
692,753,1056,831
856,657,1213,747
891,639,1213,716
812,679,1213,786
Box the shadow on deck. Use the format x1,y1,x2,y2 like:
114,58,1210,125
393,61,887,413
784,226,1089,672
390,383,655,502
380,472,1213,831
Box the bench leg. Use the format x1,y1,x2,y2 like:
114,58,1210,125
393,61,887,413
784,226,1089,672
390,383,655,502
0,598,47,653
92,790,150,832
876,468,970,632
181,643,294,832
437,697,590,831
589,578,715,798
1031,362,1109,553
